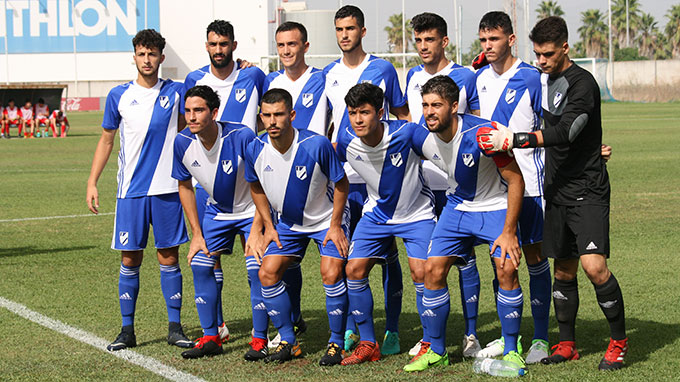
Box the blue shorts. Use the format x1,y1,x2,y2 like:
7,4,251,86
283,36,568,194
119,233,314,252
112,194,188,250
202,204,252,254
347,183,367,237
518,196,544,246
349,218,435,261
428,205,515,262
263,223,349,260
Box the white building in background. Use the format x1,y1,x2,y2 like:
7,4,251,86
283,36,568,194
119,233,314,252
0,0,270,106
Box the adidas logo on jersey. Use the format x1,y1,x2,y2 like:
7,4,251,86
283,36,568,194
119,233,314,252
414,84,421,91
421,309,436,317
351,310,363,316
191,160,201,167
466,295,478,303
432,153,441,160
531,298,543,306
553,291,568,300
354,155,364,161
481,86,487,93
586,241,598,251
130,99,139,106
267,309,281,317
195,297,207,304
264,165,274,172
598,299,618,309
328,309,344,316
119,293,132,300
504,311,520,319
332,80,339,87
170,293,182,300
254,302,267,310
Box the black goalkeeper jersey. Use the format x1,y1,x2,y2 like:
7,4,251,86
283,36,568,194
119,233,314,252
540,62,610,206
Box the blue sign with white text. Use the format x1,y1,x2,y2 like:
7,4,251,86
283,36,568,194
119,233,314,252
0,0,160,53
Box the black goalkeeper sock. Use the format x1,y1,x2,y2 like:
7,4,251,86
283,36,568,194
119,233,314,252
594,273,626,340
553,278,579,342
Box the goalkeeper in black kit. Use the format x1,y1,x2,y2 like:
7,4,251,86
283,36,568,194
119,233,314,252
476,16,627,371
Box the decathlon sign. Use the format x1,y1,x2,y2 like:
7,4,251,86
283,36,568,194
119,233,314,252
0,0,160,53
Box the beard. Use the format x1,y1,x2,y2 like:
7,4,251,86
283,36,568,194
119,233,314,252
427,114,452,134
210,51,233,69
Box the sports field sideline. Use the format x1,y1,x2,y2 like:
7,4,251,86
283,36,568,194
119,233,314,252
0,103,678,381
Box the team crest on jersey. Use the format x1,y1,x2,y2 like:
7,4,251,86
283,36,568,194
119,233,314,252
235,88,246,103
390,152,403,167
222,160,233,174
119,231,129,246
462,153,475,167
553,92,563,108
159,96,170,109
302,93,314,108
505,88,516,104
296,165,307,180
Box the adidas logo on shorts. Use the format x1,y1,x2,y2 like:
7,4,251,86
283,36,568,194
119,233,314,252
586,241,598,251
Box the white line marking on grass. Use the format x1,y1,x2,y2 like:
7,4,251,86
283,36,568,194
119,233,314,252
0,296,207,382
0,212,114,223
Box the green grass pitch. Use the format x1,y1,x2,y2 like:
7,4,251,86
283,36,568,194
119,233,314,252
0,103,679,381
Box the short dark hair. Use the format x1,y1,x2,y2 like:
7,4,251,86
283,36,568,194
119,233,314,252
7,98,14,104
479,11,513,35
132,29,166,52
38,98,45,104
421,75,459,105
411,12,447,37
276,21,308,44
261,88,293,111
185,85,221,111
24,99,31,104
344,83,383,113
530,16,568,45
335,5,364,28
207,20,235,41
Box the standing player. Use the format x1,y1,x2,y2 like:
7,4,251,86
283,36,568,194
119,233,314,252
474,11,551,363
172,85,260,359
86,29,192,352
404,75,526,372
245,88,350,365
50,110,70,138
478,16,628,370
20,100,34,138
405,12,482,359
325,4,408,353
34,98,52,138
336,83,435,366
3,99,22,138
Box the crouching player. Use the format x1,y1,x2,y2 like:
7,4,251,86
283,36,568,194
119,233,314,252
172,85,272,359
404,75,527,372
50,110,70,138
245,88,350,365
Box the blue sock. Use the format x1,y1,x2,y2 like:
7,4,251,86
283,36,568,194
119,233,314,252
159,263,182,324
190,253,218,336
528,259,551,342
118,264,140,327
423,286,450,356
347,278,375,343
283,263,303,324
214,268,224,326
324,279,349,346
497,287,523,354
261,280,295,343
382,251,403,333
346,312,357,333
414,282,429,343
246,256,268,340
458,258,480,336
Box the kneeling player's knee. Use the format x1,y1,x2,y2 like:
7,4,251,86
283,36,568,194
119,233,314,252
345,261,367,280
582,263,610,285
258,266,280,287
409,266,425,283
425,262,446,284
321,266,343,285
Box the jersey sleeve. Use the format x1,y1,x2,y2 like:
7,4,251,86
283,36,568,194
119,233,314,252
183,72,198,94
526,71,543,118
244,140,261,183
171,136,192,181
175,82,186,115
237,127,257,159
382,62,407,108
334,129,349,163
102,87,123,130
542,75,596,147
464,70,479,111
251,67,266,99
316,137,346,183
410,124,429,157
263,72,276,94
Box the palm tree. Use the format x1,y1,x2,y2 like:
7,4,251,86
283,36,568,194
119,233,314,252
384,13,412,53
636,13,657,59
535,0,564,20
578,9,608,58
611,0,641,48
665,4,680,58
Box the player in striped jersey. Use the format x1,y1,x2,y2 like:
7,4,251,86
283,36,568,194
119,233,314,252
404,76,526,372
325,5,407,353
245,88,350,365
336,83,436,366
405,12,483,358
86,29,192,352
474,11,551,362
171,85,263,359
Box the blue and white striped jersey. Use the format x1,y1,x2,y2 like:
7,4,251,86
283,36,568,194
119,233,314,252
324,55,406,143
406,61,479,192
183,65,265,132
336,120,434,224
244,129,345,232
411,114,511,212
263,67,328,136
476,59,544,197
172,122,256,220
102,79,184,199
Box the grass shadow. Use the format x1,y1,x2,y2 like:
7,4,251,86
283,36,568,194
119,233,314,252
0,245,96,258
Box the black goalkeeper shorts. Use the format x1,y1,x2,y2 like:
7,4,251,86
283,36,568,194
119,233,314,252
543,202,610,259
